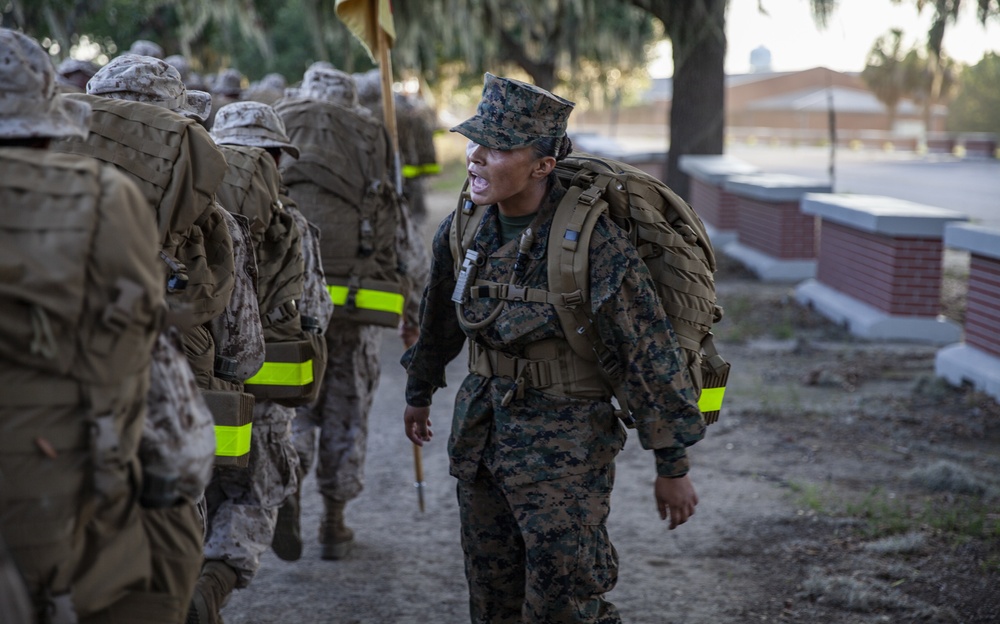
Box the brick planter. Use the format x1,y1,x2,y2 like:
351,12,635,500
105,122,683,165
936,224,1000,400
795,194,966,344
721,173,831,282
678,155,760,247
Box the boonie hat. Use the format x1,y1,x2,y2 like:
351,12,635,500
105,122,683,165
213,68,245,97
128,39,164,59
0,29,91,139
301,66,359,109
451,72,575,151
87,54,213,122
210,101,299,159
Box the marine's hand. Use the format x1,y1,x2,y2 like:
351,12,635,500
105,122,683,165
404,404,432,446
400,322,420,348
655,474,698,530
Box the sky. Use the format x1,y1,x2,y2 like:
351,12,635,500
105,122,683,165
649,0,1000,77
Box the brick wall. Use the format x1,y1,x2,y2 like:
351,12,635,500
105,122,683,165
965,254,1000,357
816,221,943,316
690,179,740,231
736,197,816,259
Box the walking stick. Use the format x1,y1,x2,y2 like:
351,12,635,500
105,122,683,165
412,443,426,512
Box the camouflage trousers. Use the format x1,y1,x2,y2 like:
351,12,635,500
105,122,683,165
293,321,381,502
203,406,299,587
457,464,621,624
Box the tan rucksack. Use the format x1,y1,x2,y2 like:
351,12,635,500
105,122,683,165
452,152,729,424
0,149,163,614
276,97,405,328
216,145,324,406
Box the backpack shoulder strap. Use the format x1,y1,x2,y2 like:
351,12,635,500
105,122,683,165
545,174,614,363
449,185,489,275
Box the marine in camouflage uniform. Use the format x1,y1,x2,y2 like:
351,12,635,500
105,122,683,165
184,101,315,624
51,54,262,623
279,65,428,560
402,74,705,623
0,29,213,624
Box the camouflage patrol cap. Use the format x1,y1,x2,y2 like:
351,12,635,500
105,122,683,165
210,101,299,159
128,39,164,59
0,29,91,139
451,73,575,151
87,54,212,122
301,66,358,109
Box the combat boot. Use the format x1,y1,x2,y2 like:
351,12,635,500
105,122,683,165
319,496,354,560
186,560,238,624
271,487,302,561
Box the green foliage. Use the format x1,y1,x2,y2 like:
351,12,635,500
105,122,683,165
946,52,1000,133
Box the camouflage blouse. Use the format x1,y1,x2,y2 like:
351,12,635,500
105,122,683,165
402,180,703,484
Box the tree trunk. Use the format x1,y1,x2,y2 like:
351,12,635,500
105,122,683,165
666,0,727,200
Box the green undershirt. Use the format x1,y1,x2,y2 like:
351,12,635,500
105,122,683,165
497,211,536,245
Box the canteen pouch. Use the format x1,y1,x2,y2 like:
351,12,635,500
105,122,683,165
244,338,322,406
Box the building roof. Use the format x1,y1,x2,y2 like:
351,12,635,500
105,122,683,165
744,85,929,115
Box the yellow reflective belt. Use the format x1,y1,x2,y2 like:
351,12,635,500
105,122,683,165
327,285,404,315
245,360,314,387
698,386,726,413
402,163,441,178
215,422,252,458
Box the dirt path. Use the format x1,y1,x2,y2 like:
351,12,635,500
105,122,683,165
221,191,1000,624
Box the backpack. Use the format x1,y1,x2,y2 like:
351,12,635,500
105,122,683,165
276,97,404,328
0,149,163,612
452,152,729,424
216,145,323,407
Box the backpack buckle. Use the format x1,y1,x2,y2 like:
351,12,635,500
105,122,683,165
563,290,584,309
579,186,603,207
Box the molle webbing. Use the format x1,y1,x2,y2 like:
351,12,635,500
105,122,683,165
468,340,611,402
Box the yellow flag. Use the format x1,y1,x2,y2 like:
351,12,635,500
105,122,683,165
334,0,396,62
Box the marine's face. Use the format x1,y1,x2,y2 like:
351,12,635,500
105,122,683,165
465,140,541,211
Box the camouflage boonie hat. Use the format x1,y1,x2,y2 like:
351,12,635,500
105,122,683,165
87,54,213,122
0,29,91,139
213,68,245,97
129,39,164,59
353,69,381,106
210,101,299,159
452,72,575,151
301,66,359,109
163,55,191,80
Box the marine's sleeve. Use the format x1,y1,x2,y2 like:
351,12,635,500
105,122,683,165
589,216,704,477
400,212,468,407
141,329,216,504
209,208,265,381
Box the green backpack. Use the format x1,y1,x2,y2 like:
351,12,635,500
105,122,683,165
452,152,729,424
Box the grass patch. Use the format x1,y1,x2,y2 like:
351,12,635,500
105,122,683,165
843,487,1000,541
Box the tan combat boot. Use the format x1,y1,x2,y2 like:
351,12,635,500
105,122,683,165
319,496,354,560
271,487,302,561
186,560,238,624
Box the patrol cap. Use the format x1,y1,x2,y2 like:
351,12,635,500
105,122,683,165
128,39,164,59
210,101,299,159
0,29,91,139
87,54,213,122
451,73,575,151
301,66,358,109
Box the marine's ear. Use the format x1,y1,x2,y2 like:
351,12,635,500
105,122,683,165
531,155,556,180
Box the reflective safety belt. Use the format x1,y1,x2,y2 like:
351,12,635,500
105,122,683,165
327,284,404,315
214,422,252,459
245,360,314,387
402,163,442,179
698,386,726,414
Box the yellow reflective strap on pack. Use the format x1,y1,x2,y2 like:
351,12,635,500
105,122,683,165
215,422,252,458
245,360,315,387
327,285,405,315
698,386,726,413
402,164,421,179
420,163,441,175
